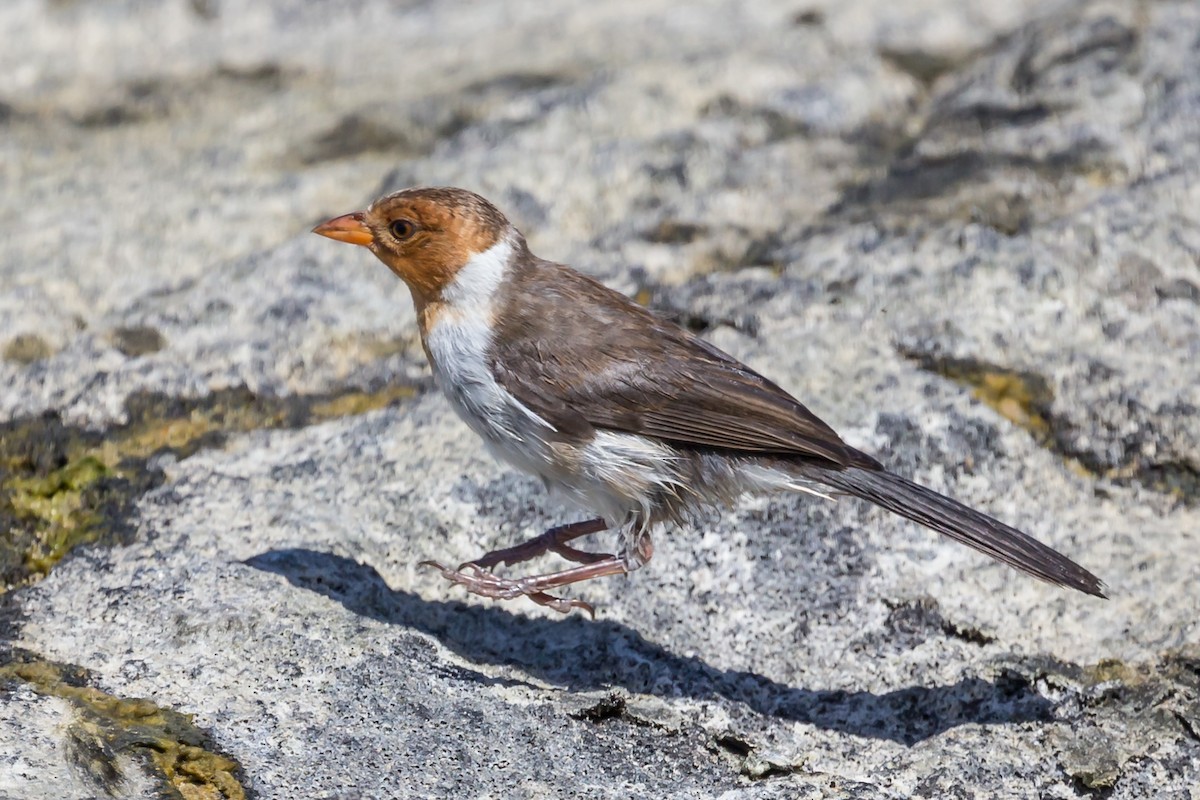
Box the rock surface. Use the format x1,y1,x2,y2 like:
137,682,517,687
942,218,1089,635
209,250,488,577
2,0,1198,797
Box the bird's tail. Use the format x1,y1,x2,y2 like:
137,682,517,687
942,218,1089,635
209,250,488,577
807,465,1106,597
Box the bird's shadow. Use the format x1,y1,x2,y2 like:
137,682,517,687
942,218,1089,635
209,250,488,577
244,547,1051,745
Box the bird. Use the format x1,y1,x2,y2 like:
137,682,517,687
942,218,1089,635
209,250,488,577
313,186,1105,615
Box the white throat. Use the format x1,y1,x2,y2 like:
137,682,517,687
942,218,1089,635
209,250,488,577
441,234,513,311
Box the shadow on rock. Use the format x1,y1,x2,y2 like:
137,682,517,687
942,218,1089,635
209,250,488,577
245,547,1052,745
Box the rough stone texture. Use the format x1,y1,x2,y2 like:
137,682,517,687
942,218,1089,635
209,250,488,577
0,688,155,800
0,684,165,800
2,0,1198,798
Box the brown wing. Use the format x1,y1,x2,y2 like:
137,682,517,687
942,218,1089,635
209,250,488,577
490,254,880,470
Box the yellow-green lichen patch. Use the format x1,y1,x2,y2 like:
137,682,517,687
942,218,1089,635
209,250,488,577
325,331,420,371
966,371,1052,439
897,349,1053,440
897,347,1200,504
109,326,167,357
117,387,301,461
1087,657,1138,685
0,379,425,592
2,333,56,364
310,383,418,419
0,414,154,593
9,456,113,576
1,649,246,799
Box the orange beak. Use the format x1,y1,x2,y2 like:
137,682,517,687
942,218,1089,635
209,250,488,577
312,212,374,246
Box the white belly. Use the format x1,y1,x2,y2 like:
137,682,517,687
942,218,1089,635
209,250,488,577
424,307,687,528
424,310,558,481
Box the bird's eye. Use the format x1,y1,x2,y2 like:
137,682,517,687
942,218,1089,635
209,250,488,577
389,219,416,240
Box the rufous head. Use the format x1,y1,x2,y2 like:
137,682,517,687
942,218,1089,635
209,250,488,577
313,187,511,305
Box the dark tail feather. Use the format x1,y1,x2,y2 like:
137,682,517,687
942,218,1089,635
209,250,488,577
811,466,1106,597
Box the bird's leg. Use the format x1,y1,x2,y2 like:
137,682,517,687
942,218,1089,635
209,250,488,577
423,521,654,616
423,555,631,617
458,518,609,570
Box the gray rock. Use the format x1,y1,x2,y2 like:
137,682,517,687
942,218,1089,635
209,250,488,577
2,0,1198,797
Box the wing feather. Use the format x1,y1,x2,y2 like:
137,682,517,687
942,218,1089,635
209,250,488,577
490,259,879,470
